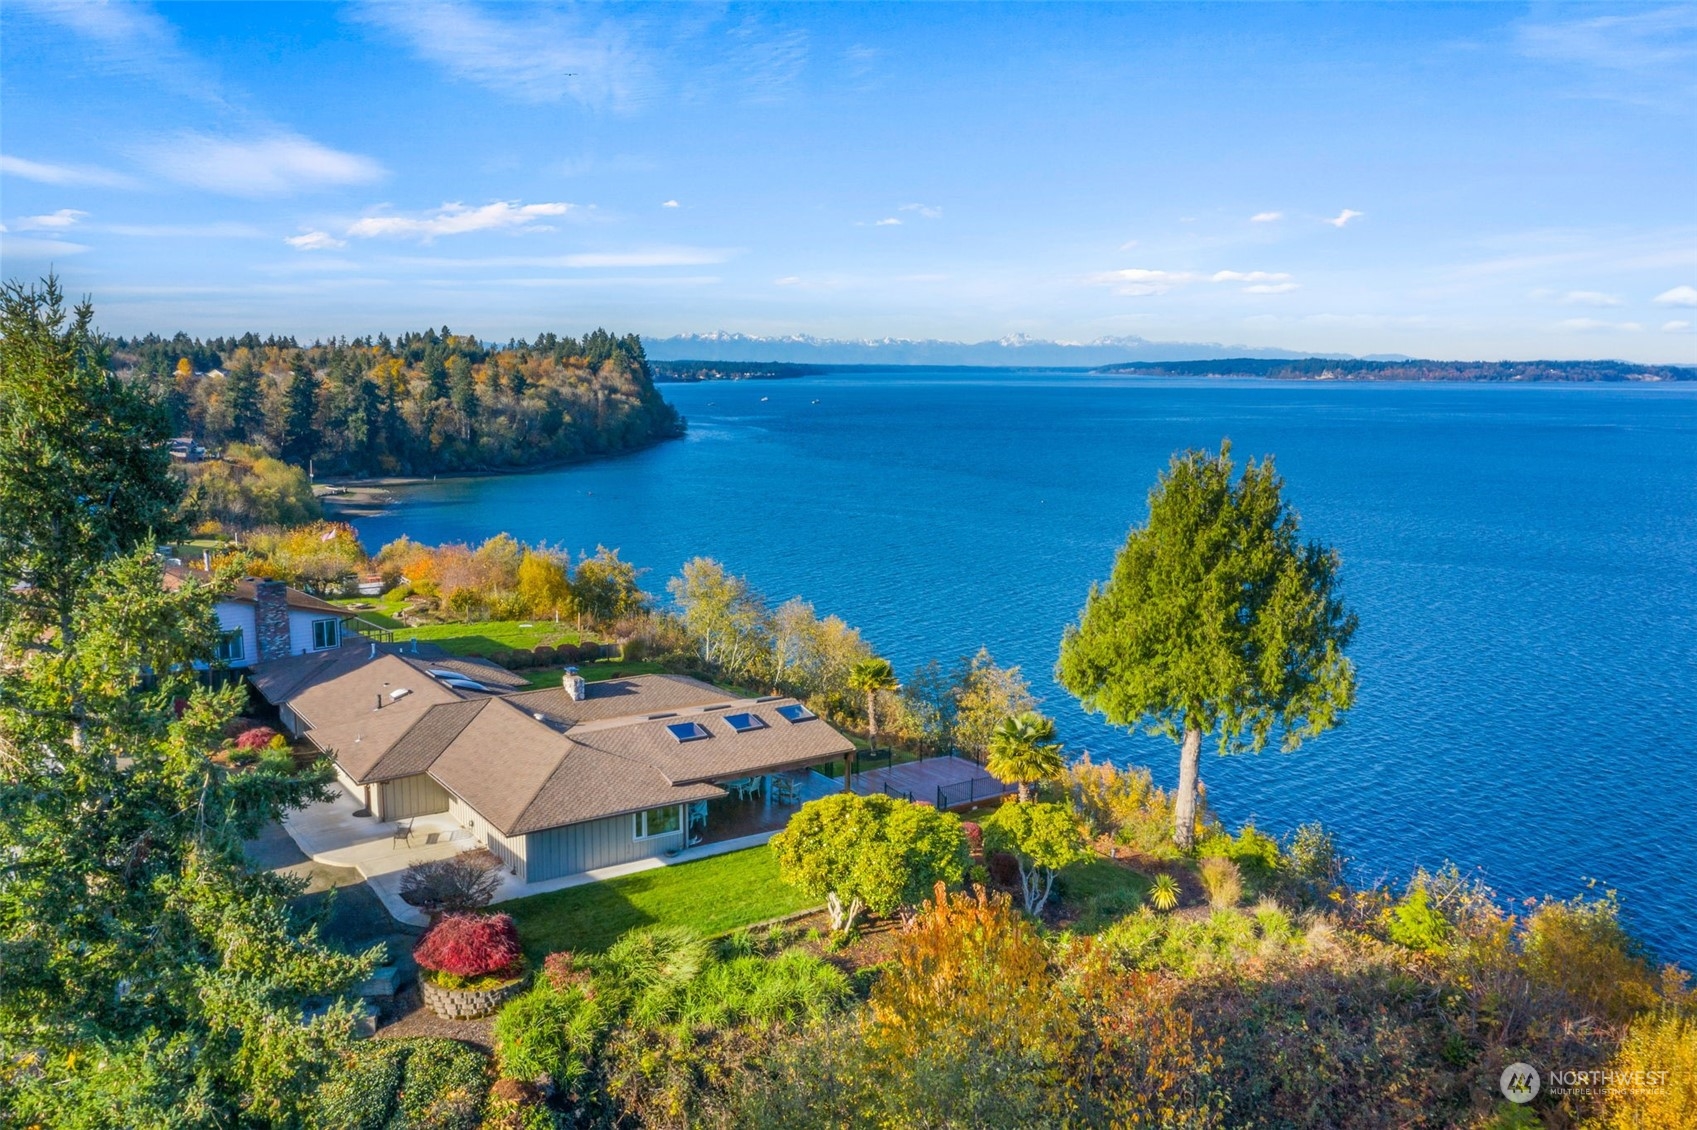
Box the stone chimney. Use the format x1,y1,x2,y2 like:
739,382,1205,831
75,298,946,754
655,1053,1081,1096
254,580,292,662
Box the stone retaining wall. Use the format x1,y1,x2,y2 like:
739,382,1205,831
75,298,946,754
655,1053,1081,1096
421,973,528,1019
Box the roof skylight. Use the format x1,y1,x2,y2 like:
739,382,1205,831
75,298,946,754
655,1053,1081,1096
666,720,711,743
723,712,767,733
775,704,817,723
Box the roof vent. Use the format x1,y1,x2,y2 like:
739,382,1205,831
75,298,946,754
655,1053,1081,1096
565,674,587,701
390,687,412,701
533,712,547,722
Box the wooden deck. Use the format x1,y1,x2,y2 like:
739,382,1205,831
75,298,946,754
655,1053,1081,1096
851,755,1014,810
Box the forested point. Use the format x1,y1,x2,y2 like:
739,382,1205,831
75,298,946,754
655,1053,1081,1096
112,326,685,478
1095,357,1697,381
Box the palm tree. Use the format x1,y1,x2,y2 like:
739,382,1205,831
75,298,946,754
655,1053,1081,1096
986,711,1063,803
845,657,899,791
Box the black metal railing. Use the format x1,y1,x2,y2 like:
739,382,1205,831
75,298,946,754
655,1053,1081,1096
936,771,1015,811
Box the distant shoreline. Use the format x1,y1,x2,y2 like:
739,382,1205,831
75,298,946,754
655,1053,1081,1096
314,433,684,521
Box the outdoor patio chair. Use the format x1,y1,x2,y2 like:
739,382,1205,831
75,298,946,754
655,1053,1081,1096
391,817,413,847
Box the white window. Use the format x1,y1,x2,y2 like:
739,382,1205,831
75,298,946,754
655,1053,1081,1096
216,629,244,662
634,805,681,840
311,618,340,650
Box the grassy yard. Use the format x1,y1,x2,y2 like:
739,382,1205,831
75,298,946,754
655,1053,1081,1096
1054,857,1153,933
502,847,814,958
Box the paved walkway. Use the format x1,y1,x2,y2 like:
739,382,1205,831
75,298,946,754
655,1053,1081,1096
281,787,786,925
283,786,478,926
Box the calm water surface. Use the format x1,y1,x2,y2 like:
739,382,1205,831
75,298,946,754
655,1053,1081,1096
356,370,1697,961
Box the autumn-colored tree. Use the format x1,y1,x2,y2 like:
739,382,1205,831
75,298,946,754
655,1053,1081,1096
516,548,574,621
866,882,1080,1125
953,647,1038,758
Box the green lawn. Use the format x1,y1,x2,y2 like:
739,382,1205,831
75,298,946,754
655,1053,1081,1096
384,619,586,656
502,847,814,958
1054,857,1153,933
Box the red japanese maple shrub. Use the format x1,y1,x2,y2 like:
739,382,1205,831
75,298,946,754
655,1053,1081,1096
235,726,279,750
414,912,523,980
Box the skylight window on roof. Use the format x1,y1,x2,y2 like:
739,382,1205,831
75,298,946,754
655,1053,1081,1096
775,704,817,723
723,712,767,733
666,720,711,743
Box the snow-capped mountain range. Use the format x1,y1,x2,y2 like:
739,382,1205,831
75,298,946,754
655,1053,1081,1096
641,331,1395,367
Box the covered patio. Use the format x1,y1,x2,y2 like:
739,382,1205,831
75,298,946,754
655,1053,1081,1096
694,768,841,844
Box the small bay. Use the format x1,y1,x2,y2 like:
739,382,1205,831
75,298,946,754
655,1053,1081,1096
355,369,1697,961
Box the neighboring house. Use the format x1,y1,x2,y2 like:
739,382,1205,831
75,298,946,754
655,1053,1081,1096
164,566,353,668
248,649,854,884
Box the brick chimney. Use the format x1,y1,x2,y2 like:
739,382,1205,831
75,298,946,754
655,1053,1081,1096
254,580,292,662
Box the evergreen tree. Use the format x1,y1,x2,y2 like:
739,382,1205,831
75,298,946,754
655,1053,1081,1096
280,362,320,468
0,280,376,1123
1057,442,1357,850
225,357,263,440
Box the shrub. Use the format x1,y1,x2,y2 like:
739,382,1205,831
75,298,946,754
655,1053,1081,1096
532,645,557,665
227,746,260,766
1587,1008,1697,1129
542,951,589,991
1199,858,1244,909
308,1038,490,1130
960,820,984,857
1521,893,1660,1024
414,913,523,982
235,725,279,750
1283,822,1345,890
257,747,296,775
400,853,504,917
599,925,711,992
1150,874,1181,912
494,981,608,1090
267,732,291,751
1386,887,1451,952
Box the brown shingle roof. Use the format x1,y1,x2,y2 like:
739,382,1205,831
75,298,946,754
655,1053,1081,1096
570,702,855,787
506,674,731,727
254,650,855,836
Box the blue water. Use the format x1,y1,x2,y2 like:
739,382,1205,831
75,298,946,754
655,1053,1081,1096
356,370,1697,962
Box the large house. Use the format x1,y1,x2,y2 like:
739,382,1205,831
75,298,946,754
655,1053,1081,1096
165,566,353,667
249,645,854,884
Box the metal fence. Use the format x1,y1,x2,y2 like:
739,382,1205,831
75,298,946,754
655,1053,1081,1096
936,773,1015,811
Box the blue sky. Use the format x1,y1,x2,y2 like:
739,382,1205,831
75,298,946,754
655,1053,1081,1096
2,2,1694,361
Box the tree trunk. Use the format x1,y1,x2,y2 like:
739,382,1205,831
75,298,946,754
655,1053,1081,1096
1016,780,1031,803
1173,727,1202,851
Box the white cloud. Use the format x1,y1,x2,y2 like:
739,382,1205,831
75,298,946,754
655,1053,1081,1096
900,203,942,219
873,217,901,226
550,249,722,267
0,234,89,256
1653,285,1697,306
1663,320,1692,332
1244,282,1301,294
775,276,802,286
0,154,138,188
345,201,574,241
1118,239,1139,251
1518,6,1697,71
287,230,348,251
1211,270,1292,283
1325,209,1365,228
1250,211,1283,223
1090,268,1201,296
661,199,680,208
103,221,265,238
352,1,653,109
16,208,88,230
1554,289,1625,306
141,133,385,197
1558,318,1644,331
12,0,226,105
